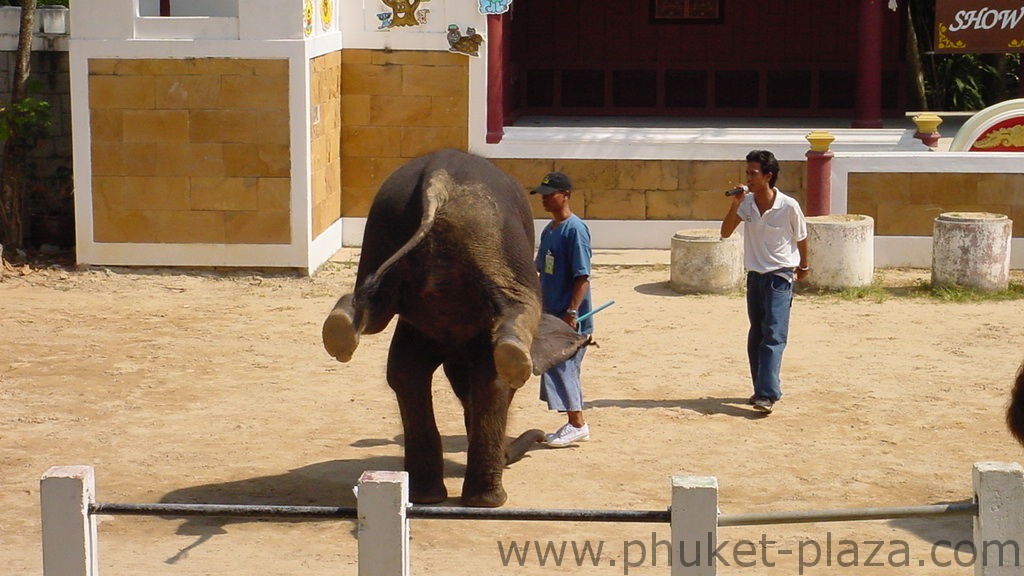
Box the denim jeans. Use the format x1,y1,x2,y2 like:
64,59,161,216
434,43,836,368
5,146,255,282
745,271,793,401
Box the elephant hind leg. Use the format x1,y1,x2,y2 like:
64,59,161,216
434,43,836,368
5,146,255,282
389,322,448,504
322,294,362,362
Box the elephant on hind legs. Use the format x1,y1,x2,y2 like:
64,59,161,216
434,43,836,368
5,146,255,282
323,149,590,507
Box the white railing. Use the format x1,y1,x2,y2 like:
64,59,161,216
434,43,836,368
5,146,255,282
40,462,1024,575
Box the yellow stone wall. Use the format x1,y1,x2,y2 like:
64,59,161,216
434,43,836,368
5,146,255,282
311,52,342,237
493,159,806,221
848,172,1024,236
89,58,291,244
340,49,469,216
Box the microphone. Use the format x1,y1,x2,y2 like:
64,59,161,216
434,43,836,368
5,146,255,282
724,185,748,197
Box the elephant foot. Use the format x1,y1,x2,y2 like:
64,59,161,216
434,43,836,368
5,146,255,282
410,481,448,505
322,307,360,362
506,429,546,465
494,337,532,389
461,486,507,508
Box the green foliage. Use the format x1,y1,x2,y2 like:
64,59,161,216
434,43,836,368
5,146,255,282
908,0,1020,111
0,97,52,143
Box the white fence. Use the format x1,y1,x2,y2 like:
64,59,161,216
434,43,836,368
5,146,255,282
40,462,1024,575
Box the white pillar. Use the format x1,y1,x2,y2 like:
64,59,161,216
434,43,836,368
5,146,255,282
40,466,98,576
973,461,1024,575
671,475,719,576
358,471,410,576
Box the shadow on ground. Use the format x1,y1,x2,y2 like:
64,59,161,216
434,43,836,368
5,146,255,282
588,397,768,419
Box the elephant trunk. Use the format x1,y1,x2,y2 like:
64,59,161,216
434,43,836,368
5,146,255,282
1008,362,1024,445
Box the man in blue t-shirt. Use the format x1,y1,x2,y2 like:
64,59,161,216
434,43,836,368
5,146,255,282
531,171,593,447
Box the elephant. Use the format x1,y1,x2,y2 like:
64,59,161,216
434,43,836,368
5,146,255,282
322,148,591,507
1008,362,1024,445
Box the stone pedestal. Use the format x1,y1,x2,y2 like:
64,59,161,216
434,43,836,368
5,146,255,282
932,212,1012,292
806,214,874,289
670,229,743,294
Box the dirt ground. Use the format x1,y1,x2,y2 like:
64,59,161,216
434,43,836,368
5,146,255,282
3,253,1024,575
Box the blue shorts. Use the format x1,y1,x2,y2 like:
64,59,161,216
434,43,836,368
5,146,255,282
539,346,587,411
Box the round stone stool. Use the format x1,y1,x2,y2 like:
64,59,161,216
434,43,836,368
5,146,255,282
932,212,1012,293
805,214,875,289
670,229,743,294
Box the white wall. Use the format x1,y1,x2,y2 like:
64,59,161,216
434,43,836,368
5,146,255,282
137,0,239,17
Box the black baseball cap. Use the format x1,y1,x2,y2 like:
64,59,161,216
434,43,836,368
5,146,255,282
531,172,573,195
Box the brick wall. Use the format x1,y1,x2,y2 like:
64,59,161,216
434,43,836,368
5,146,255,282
311,52,342,237
339,49,469,216
848,173,1024,236
492,158,807,221
88,58,291,244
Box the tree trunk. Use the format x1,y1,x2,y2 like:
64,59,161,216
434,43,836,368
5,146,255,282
905,2,928,110
0,0,37,253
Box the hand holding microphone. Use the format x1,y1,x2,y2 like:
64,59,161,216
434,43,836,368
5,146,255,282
724,185,748,197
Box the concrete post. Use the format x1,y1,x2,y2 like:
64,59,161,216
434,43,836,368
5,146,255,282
40,466,98,576
671,476,719,576
805,215,875,289
932,212,1012,293
670,229,743,294
358,471,410,576
804,130,835,217
973,462,1024,575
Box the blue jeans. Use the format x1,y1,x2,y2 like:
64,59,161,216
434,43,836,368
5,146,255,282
746,271,793,401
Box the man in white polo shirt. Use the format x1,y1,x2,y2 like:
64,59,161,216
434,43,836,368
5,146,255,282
720,150,808,414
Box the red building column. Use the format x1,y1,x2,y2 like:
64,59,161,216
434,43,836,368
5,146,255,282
485,14,505,144
852,0,884,129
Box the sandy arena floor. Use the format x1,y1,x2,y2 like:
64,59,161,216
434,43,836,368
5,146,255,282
2,254,1023,575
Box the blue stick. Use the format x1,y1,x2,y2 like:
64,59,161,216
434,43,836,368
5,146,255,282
576,300,615,323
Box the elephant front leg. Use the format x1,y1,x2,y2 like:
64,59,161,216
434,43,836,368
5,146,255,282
388,322,448,504
492,302,540,389
323,294,362,362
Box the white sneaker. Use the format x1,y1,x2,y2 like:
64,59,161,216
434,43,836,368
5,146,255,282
544,423,590,447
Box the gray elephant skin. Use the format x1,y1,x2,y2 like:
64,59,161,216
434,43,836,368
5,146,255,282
323,149,590,507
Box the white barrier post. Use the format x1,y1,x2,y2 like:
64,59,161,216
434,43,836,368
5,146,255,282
357,471,410,576
973,461,1024,575
671,475,719,576
40,466,98,576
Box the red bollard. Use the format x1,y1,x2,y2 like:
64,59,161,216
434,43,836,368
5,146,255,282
804,131,835,217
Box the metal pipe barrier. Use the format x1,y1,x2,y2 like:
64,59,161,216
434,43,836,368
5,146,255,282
90,501,977,526
42,463,1023,576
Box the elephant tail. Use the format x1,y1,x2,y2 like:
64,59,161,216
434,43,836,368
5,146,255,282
1008,362,1024,445
355,170,449,304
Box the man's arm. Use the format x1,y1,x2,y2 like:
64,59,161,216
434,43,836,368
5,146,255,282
795,238,809,281
564,275,590,328
721,193,744,238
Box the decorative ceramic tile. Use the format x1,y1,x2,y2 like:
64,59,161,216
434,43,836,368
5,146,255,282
478,0,512,15
321,0,333,30
380,0,430,29
447,24,485,57
303,0,313,36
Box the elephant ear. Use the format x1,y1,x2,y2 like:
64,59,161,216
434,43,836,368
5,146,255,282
530,314,593,375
